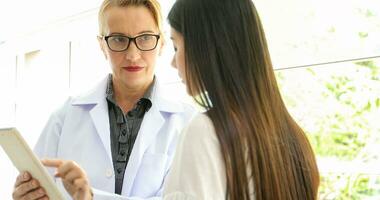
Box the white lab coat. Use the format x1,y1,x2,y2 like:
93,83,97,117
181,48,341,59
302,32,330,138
34,75,197,200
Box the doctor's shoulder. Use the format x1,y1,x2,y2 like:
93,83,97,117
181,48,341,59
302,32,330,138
43,97,75,128
41,78,103,135
53,76,109,118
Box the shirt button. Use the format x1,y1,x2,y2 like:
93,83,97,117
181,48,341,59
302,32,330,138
106,169,113,178
127,111,134,117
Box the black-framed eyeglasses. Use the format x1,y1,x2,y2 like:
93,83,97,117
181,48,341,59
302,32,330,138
102,34,160,52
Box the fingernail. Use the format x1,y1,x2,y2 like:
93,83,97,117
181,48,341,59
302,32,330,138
23,172,29,180
32,180,38,187
38,189,45,195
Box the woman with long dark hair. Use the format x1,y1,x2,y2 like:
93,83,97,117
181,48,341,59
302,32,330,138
164,0,320,199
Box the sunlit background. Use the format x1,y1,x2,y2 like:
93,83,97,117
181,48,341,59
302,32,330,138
0,0,379,199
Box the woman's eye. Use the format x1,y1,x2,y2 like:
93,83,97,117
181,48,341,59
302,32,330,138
114,37,127,43
141,35,151,41
109,36,127,43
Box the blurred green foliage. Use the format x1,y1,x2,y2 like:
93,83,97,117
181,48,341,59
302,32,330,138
275,60,380,199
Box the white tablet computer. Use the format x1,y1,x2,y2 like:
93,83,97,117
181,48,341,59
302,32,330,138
0,128,65,200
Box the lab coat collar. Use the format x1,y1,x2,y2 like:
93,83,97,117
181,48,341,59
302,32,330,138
71,75,185,194
71,75,184,113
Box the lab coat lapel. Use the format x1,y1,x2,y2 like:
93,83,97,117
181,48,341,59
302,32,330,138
122,80,180,195
123,102,165,195
72,76,112,163
122,80,185,195
89,98,112,162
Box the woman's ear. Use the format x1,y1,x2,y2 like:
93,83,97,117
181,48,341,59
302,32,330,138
97,36,108,59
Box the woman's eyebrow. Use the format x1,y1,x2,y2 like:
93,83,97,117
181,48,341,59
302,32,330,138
137,30,156,34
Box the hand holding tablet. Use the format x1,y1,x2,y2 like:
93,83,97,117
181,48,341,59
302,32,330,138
0,128,65,200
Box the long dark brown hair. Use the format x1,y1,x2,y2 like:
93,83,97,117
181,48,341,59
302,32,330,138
168,0,320,199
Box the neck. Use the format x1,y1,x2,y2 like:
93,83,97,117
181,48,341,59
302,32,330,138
112,78,152,113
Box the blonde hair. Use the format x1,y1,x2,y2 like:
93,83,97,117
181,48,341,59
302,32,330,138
98,0,163,36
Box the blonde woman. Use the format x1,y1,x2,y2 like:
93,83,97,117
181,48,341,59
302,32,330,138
12,0,196,199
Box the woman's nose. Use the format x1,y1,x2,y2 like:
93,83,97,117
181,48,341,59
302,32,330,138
171,56,177,69
125,41,141,61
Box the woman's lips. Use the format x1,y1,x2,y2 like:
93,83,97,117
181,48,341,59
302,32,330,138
123,66,143,72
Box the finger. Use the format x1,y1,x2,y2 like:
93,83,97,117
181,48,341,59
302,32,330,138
42,159,67,177
20,188,46,200
64,169,84,184
56,161,81,178
14,172,31,187
83,188,93,200
71,178,91,200
73,178,89,190
41,159,64,168
13,179,40,199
